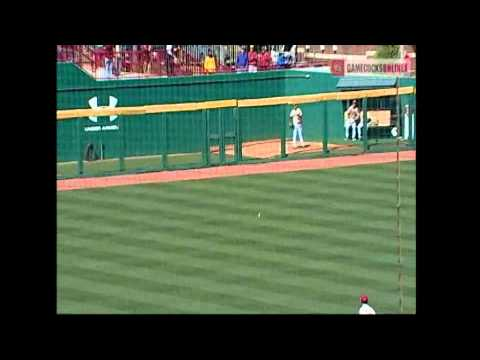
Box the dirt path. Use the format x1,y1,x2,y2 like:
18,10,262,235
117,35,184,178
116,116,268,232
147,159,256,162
57,150,416,192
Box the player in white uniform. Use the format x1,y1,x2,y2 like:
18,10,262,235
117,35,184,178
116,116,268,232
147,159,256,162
345,100,360,141
358,294,376,315
289,104,304,148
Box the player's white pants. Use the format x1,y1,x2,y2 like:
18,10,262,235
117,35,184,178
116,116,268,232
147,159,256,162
345,120,356,139
403,113,410,140
293,124,304,146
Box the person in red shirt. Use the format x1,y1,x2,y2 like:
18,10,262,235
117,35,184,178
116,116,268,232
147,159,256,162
404,52,412,75
142,45,152,73
248,45,258,72
104,45,114,78
258,46,272,71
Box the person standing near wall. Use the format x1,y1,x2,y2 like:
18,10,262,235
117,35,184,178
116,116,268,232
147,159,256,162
289,104,305,148
143,45,152,73
236,46,248,72
113,45,122,77
166,45,176,76
203,48,217,74
248,45,258,72
104,44,114,78
258,46,272,71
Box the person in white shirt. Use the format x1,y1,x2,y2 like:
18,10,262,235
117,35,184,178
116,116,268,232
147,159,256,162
345,100,361,141
166,45,177,76
358,294,376,315
289,104,304,148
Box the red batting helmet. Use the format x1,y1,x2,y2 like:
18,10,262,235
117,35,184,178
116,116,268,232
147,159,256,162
360,295,368,303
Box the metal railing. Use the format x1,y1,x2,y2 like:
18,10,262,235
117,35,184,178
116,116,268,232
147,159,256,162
57,45,327,79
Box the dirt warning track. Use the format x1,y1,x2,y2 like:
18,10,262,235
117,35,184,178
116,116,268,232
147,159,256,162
57,150,415,192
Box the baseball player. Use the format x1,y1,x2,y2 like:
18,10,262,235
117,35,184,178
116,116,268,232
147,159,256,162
358,294,376,315
345,100,360,141
289,104,304,148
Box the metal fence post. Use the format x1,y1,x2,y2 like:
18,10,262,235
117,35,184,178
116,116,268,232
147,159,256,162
119,117,126,172
161,112,168,170
233,106,241,162
362,97,368,152
323,102,329,155
281,105,288,158
409,92,415,147
202,109,209,166
205,109,211,166
219,110,226,164
77,118,84,175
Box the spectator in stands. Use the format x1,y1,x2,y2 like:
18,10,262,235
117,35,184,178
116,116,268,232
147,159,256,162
271,48,278,68
258,46,272,71
236,46,248,72
248,45,258,72
104,45,114,78
224,55,234,71
204,48,217,74
289,45,297,66
143,45,152,73
113,45,122,77
166,45,176,76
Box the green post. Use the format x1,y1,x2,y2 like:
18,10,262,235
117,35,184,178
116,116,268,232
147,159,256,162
362,98,368,152
281,105,288,158
161,113,168,170
396,78,400,146
205,110,211,165
233,106,241,162
323,102,329,155
119,117,126,172
409,92,415,147
77,118,84,175
219,110,226,164
203,109,209,166
396,135,403,313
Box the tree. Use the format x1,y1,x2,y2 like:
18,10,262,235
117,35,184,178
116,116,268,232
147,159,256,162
375,45,401,59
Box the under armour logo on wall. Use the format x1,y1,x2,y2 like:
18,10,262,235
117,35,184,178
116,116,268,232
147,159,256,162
88,96,118,123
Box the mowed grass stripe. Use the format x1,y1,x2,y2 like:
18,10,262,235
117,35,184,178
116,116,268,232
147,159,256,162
59,229,415,295
61,252,348,313
58,207,416,273
59,184,416,246
61,177,416,225
60,245,414,313
60,231,416,291
60,233,415,294
59,270,247,314
58,280,237,314
60,264,308,313
59,236,415,314
58,161,415,313
60,235,416,302
59,198,415,253
57,297,130,314
59,210,416,278
58,211,416,265
59,213,416,274
63,170,413,215
60,162,416,213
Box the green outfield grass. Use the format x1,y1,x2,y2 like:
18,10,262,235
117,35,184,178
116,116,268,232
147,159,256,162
57,160,416,314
